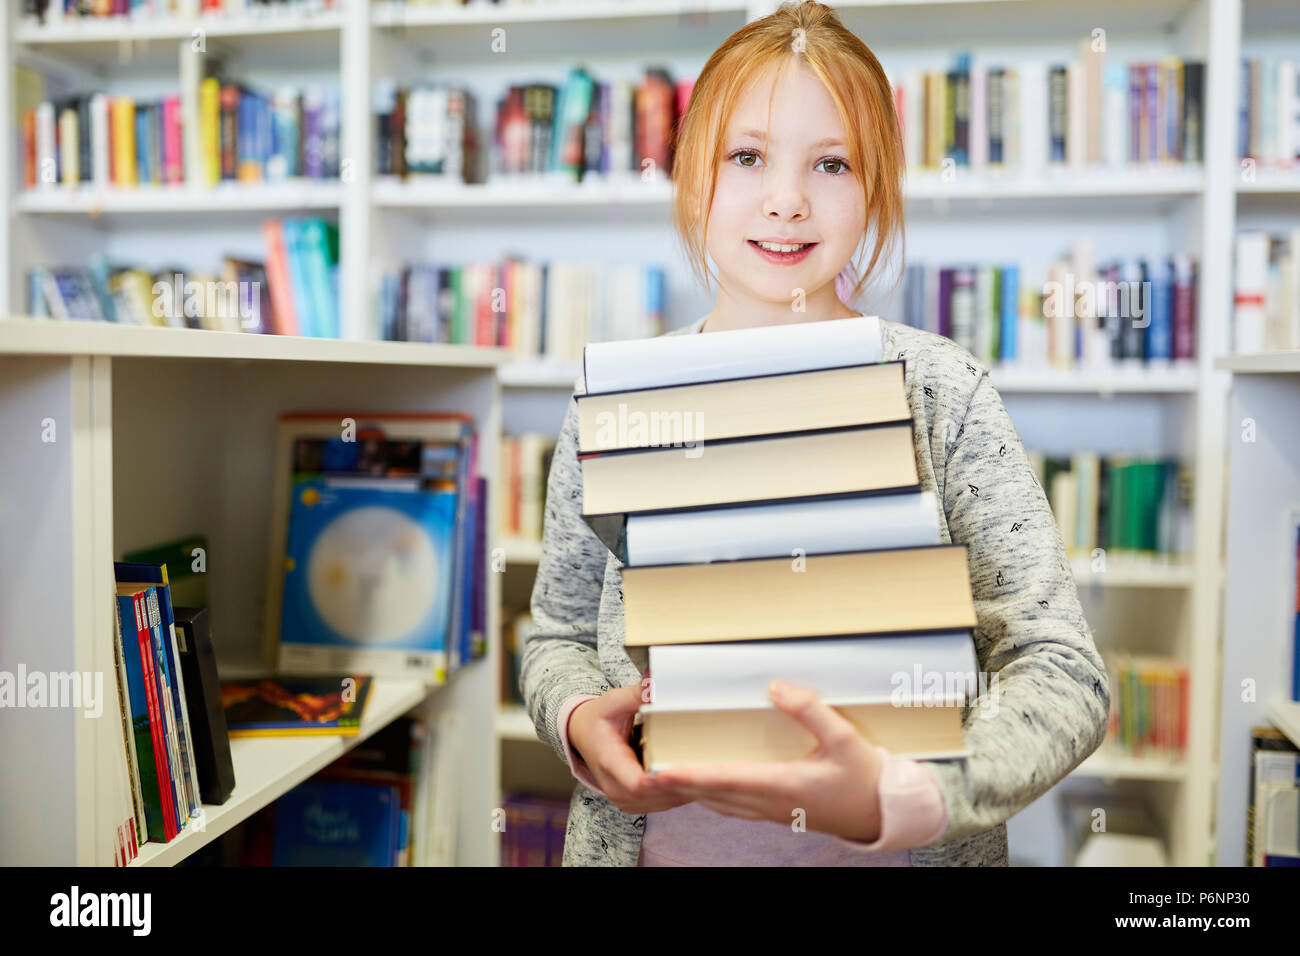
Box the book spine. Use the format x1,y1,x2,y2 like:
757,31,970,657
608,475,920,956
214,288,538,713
133,592,176,840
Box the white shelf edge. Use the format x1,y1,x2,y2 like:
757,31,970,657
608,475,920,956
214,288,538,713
129,676,434,867
1267,699,1300,751
498,360,583,388
372,0,746,27
1070,556,1196,588
989,362,1200,393
0,317,509,368
1214,351,1300,374
15,183,343,214
496,704,540,742
1071,751,1188,782
499,538,544,565
15,10,343,44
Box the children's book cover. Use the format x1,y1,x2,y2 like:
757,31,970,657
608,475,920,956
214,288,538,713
220,674,373,737
275,428,460,680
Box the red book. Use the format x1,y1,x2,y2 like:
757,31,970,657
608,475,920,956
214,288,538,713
132,591,178,841
261,219,299,336
1177,668,1189,755
23,109,35,188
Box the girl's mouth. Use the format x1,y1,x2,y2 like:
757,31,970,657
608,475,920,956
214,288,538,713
748,240,817,264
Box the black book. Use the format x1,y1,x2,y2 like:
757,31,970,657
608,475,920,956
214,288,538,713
1182,61,1204,165
173,606,236,806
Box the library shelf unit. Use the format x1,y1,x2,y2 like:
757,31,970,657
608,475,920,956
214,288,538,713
3,0,1272,866
1213,351,1300,867
0,317,507,866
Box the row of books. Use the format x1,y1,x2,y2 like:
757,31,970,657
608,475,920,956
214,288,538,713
500,792,570,867
23,0,336,23
890,49,1204,172
271,413,487,682
106,562,234,863
184,713,462,867
498,434,556,542
1029,452,1193,560
1234,229,1300,354
1239,57,1300,168
375,259,664,356
1099,654,1189,761
375,65,690,184
23,82,342,190
898,245,1199,368
501,612,533,708
26,217,337,337
1247,726,1300,867
576,317,980,768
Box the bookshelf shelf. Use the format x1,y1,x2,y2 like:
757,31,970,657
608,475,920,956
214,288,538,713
0,316,509,368
1267,699,1300,751
1071,752,1189,782
372,175,673,210
1070,557,1198,589
372,0,748,28
15,10,344,45
988,363,1200,394
500,537,545,565
15,183,344,215
497,704,540,743
1214,351,1300,374
129,677,434,868
498,360,583,389
1235,171,1300,195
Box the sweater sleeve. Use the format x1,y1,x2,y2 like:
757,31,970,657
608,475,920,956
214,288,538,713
519,396,615,767
921,371,1111,841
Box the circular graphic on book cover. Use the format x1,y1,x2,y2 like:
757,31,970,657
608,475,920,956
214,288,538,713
306,505,439,642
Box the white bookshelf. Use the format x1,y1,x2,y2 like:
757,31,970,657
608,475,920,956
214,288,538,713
1214,354,1300,866
2,0,1265,867
0,317,504,866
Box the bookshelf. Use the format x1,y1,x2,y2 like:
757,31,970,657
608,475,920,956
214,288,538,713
0,316,504,866
3,0,1275,866
1213,353,1300,866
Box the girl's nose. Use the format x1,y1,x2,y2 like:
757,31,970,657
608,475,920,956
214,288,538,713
761,168,810,220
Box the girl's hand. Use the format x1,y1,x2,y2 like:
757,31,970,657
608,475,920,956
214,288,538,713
567,681,693,815
653,680,887,842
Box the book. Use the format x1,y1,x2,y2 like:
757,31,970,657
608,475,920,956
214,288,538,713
579,422,919,518
271,778,401,866
640,700,968,770
622,544,978,647
575,362,909,453
220,675,373,737
647,631,978,711
614,489,942,568
581,315,884,395
173,606,236,806
1248,726,1300,866
266,413,476,682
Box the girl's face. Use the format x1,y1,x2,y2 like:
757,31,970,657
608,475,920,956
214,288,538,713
706,58,866,317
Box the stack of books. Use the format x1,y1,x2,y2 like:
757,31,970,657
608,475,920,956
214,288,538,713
575,317,981,770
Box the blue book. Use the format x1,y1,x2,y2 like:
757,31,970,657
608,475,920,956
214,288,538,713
283,219,317,337
1147,258,1173,361
999,265,1018,362
115,562,201,820
272,779,401,866
116,593,170,843
278,476,458,673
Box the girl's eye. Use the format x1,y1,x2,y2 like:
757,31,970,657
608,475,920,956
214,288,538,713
818,157,850,175
730,149,762,168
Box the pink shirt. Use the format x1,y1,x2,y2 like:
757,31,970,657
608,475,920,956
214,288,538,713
556,693,948,866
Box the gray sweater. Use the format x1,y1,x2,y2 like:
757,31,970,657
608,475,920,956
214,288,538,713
520,315,1110,866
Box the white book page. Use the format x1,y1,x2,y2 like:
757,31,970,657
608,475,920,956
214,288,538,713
582,315,883,395
626,491,941,566
648,631,977,710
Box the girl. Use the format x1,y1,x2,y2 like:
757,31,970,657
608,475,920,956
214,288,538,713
520,0,1110,866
